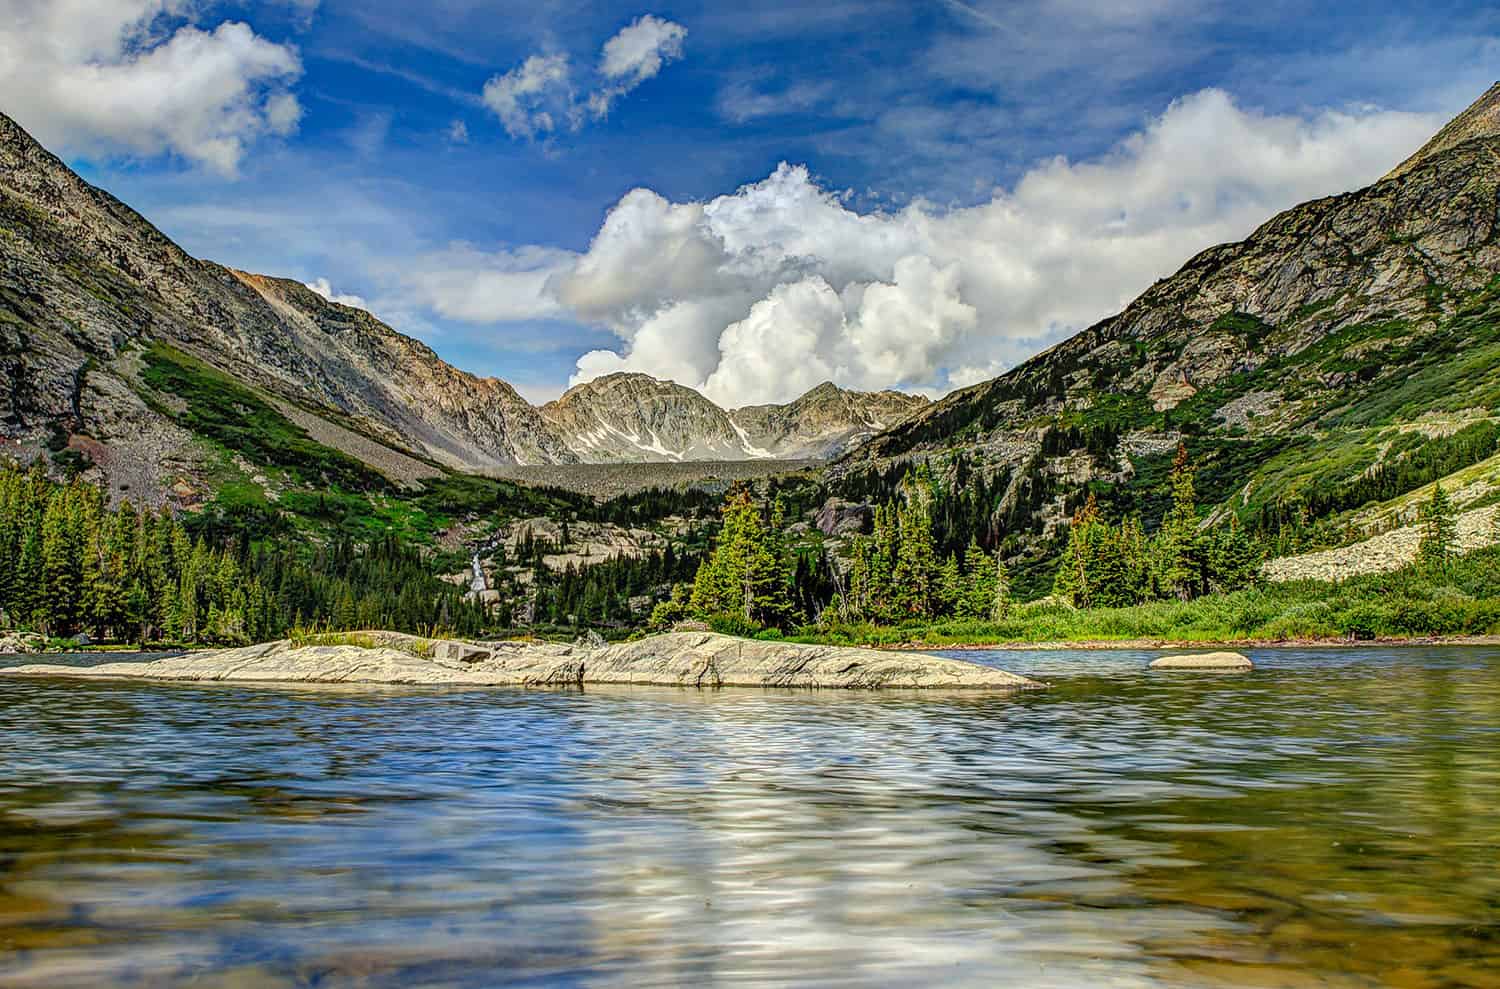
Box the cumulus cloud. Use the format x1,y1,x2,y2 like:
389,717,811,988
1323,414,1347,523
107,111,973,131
305,277,367,310
481,14,686,138
0,0,303,175
548,89,1440,406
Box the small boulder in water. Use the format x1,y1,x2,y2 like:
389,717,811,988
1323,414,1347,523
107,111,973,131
1150,651,1253,671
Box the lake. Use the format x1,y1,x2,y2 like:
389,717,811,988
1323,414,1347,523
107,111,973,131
1,646,1497,987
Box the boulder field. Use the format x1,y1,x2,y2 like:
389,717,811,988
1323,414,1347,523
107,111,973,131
0,631,1043,691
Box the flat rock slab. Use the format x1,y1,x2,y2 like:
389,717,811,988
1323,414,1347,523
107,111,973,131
1150,651,1253,671
0,632,1043,691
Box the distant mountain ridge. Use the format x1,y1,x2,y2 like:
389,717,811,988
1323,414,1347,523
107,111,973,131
0,110,925,501
541,373,926,462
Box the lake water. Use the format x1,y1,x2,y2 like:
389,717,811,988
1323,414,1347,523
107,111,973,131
1,647,1497,987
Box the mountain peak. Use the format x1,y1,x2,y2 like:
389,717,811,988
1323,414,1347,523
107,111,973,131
1384,81,1500,181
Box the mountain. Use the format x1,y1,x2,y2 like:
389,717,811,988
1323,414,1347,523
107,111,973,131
540,373,928,462
0,111,923,500
728,382,928,460
541,373,751,462
0,110,573,488
836,83,1500,588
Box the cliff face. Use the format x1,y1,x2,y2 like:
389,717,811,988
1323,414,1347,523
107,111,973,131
837,83,1500,582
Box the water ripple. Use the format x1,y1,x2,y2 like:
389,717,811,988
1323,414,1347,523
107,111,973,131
1,646,1497,987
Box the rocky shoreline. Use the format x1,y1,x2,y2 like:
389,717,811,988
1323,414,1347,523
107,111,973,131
0,631,1043,691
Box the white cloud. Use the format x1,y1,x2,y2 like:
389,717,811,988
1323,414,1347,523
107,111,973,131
481,53,572,139
481,14,686,138
394,244,578,323
543,89,1441,406
448,119,470,143
600,14,688,82
718,79,834,123
0,0,303,175
589,14,687,118
305,277,368,310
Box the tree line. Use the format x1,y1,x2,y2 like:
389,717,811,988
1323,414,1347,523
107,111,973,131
668,444,1274,634
1052,444,1262,607
0,463,485,644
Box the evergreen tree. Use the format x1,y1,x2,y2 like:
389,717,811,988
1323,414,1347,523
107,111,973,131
1156,444,1205,601
936,554,962,617
1207,515,1262,593
690,488,792,628
992,550,1011,621
39,493,80,634
1054,494,1106,607
1418,483,1458,571
959,537,998,619
892,481,938,618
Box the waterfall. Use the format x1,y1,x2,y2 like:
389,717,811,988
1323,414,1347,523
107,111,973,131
469,551,487,594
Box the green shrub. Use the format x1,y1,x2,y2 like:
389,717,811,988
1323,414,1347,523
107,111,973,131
707,613,763,638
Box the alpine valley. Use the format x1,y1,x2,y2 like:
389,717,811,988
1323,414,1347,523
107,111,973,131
4,83,1500,641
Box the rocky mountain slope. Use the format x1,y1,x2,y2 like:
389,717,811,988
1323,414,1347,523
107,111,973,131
835,83,1500,579
540,373,927,462
729,382,927,460
0,110,924,499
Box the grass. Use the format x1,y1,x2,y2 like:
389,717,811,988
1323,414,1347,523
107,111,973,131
137,341,594,548
791,546,1500,647
140,342,392,493
285,628,441,657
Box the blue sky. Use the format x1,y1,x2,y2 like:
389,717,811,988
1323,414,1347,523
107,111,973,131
4,1,1496,404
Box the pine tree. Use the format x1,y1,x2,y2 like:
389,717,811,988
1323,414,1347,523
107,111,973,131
936,554,962,617
39,493,80,635
1157,444,1205,601
959,537,998,619
14,526,42,630
1418,483,1458,571
1207,515,1262,593
893,488,938,619
690,488,792,628
992,550,1012,621
1054,494,1105,607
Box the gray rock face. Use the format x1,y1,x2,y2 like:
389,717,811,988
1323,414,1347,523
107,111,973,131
729,382,929,460
540,373,929,462
1149,652,1253,670
814,498,872,537
1384,81,1500,181
1263,503,1500,583
0,632,1043,691
541,373,751,462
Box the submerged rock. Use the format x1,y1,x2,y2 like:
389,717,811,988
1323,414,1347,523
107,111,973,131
1149,651,1253,671
0,632,1042,691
